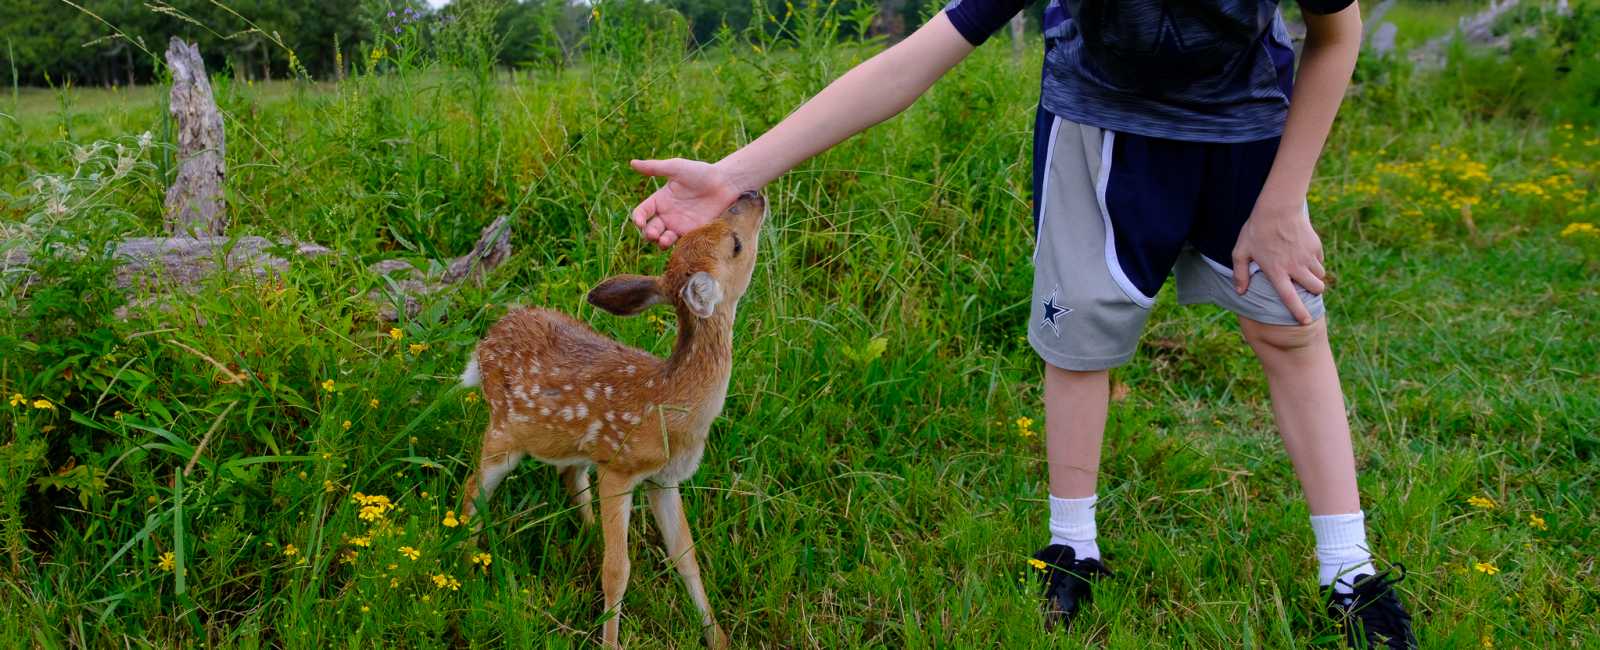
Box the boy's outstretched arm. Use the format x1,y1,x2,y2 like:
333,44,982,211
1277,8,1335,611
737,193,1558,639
1232,1,1362,325
630,12,977,247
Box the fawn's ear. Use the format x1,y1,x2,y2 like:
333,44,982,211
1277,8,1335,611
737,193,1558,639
588,274,665,316
680,271,724,318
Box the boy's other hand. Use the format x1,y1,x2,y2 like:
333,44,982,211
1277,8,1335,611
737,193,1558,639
1232,200,1327,325
629,158,743,248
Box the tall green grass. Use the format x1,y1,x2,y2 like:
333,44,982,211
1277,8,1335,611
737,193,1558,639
0,1,1596,646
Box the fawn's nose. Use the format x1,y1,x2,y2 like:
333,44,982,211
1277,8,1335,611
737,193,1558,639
728,191,764,216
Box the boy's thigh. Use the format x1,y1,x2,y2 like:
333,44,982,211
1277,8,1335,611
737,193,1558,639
1176,135,1324,326
1172,249,1325,326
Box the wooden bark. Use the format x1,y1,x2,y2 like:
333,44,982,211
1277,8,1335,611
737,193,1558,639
164,38,228,236
368,215,513,321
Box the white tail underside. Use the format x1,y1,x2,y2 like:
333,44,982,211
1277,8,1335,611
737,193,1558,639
460,355,482,387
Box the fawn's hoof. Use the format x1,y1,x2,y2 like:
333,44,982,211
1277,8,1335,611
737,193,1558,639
705,624,729,650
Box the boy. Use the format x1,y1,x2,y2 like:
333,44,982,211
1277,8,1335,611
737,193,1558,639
627,1,1415,647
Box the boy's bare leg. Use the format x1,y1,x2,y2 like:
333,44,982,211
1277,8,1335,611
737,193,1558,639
1043,365,1109,500
1238,316,1359,515
1240,315,1373,591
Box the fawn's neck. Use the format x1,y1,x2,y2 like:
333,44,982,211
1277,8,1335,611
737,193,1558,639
664,306,733,388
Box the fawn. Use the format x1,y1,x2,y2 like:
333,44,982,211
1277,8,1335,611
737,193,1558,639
457,191,766,649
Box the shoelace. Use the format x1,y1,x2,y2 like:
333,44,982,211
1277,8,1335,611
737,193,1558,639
1334,564,1412,644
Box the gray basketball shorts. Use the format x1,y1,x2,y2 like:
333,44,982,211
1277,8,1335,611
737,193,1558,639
1027,107,1324,372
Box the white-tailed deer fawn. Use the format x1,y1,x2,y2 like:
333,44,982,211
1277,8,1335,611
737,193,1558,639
457,191,766,649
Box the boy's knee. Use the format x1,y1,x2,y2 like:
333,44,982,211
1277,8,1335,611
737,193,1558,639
1240,316,1325,353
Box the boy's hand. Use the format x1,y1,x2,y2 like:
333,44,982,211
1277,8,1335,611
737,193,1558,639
1231,198,1327,325
629,158,743,248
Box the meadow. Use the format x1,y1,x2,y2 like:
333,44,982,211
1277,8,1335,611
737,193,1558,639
1,1,1597,647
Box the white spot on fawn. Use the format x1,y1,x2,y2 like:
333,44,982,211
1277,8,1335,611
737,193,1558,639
583,386,596,401
603,384,614,398
540,406,551,417
559,406,574,421
575,403,588,419
624,365,636,375
605,411,615,422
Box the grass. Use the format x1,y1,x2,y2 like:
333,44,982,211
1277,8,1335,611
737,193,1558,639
1,4,1598,648
1382,0,1486,50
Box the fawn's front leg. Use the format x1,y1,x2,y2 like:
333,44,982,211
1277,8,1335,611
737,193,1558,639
648,483,728,649
597,468,635,648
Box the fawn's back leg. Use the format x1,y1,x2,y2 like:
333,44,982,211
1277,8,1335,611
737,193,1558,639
596,467,636,648
461,427,524,519
561,465,596,525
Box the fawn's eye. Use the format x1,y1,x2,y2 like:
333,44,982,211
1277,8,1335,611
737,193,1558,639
731,233,743,257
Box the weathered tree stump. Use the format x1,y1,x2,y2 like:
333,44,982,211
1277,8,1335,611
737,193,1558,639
164,37,227,236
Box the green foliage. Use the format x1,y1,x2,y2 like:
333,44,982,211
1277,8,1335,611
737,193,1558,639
0,1,1596,647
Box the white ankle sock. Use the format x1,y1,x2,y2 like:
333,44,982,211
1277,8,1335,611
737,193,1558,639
1049,494,1101,561
1310,511,1374,593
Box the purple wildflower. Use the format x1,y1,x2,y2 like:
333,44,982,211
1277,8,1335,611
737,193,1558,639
387,10,395,17
394,26,401,33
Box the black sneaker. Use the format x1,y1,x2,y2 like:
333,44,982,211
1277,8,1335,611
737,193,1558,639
1029,544,1111,631
1324,565,1417,649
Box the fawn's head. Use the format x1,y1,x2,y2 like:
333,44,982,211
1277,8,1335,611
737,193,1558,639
588,191,766,321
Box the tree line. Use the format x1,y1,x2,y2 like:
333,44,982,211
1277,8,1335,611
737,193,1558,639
1,0,968,88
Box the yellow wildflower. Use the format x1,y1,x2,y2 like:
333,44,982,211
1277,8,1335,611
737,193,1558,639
340,550,359,565
1474,562,1500,575
1467,496,1496,510
1560,222,1598,238
399,546,421,561
32,399,55,411
8,393,25,407
360,605,371,613
471,552,492,572
353,492,394,522
283,544,299,558
408,343,429,355
342,420,352,431
370,398,380,408
349,536,371,548
322,379,336,393
442,511,460,528
158,551,175,572
1015,416,1036,438
324,480,337,493
390,577,401,588
1028,557,1047,570
464,392,479,404
1529,513,1547,531
431,573,461,590
389,327,403,341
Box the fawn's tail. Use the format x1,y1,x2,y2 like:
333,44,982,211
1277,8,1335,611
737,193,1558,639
459,350,482,387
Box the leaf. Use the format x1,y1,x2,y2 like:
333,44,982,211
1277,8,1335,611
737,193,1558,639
841,336,888,365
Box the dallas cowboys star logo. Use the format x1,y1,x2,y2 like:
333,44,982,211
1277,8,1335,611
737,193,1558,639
1040,288,1071,336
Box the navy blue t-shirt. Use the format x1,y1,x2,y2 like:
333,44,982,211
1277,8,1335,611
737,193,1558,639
944,0,1354,143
